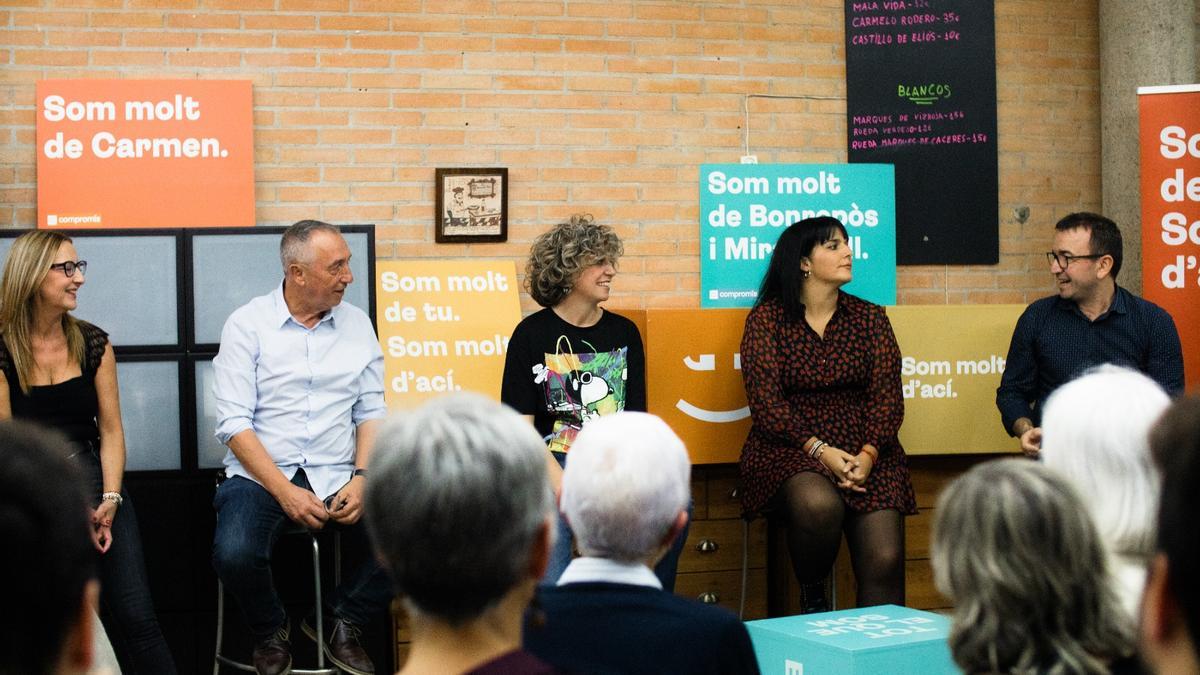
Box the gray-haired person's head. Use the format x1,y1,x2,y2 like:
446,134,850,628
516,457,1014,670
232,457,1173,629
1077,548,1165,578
932,459,1133,675
1041,365,1170,560
561,412,690,563
279,219,342,270
364,393,554,625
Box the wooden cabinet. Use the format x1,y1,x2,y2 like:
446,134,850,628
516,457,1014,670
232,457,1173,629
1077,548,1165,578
674,464,769,618
686,455,1001,617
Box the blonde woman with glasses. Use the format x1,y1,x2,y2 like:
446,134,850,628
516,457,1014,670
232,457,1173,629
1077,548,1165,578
0,230,175,674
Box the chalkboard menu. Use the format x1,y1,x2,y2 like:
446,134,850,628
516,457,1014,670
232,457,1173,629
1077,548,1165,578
845,0,998,265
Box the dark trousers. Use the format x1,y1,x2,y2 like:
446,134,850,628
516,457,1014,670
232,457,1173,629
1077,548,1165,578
76,448,177,675
211,470,393,639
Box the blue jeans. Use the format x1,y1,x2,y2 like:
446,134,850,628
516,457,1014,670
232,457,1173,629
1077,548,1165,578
543,452,692,592
76,448,177,675
211,471,392,639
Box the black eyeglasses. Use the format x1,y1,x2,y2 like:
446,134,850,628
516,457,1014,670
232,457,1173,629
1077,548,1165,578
49,260,87,277
1045,251,1103,269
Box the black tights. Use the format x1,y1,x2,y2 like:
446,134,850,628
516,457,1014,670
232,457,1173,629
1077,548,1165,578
776,471,905,607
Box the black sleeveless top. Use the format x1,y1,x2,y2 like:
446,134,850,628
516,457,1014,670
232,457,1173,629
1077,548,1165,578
0,321,109,444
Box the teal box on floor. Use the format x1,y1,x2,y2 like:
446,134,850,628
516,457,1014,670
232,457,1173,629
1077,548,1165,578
746,604,958,675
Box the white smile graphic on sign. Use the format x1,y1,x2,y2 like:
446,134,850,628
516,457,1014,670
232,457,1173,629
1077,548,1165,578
675,353,751,423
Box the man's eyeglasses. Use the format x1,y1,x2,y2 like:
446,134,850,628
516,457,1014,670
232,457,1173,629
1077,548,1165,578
1045,251,1103,269
49,260,87,277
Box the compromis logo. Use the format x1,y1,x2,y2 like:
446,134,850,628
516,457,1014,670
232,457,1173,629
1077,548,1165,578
707,289,757,300
46,214,102,227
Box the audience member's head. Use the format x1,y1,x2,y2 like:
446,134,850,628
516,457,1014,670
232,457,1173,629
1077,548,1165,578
0,420,97,675
364,393,554,625
1041,365,1170,613
561,411,690,565
933,459,1132,674
1141,395,1200,674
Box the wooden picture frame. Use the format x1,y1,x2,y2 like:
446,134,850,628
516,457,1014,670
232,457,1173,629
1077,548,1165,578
434,167,508,243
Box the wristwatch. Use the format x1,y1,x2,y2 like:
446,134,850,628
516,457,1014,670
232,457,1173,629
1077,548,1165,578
353,468,367,479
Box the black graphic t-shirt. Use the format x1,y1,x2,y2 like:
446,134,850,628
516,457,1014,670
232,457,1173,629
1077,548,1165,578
501,308,646,453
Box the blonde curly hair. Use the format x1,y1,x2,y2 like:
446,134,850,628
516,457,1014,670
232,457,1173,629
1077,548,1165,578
525,214,624,308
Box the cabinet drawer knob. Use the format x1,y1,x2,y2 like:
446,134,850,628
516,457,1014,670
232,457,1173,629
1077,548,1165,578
696,538,719,553
698,592,720,604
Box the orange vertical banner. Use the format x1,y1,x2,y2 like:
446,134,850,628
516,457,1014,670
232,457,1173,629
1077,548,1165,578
1139,84,1200,391
36,79,254,229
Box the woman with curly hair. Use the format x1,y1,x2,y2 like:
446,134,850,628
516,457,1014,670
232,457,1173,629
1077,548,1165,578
502,215,686,589
933,459,1136,675
0,230,176,674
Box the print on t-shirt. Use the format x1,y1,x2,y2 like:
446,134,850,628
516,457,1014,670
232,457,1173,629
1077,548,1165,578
534,335,628,453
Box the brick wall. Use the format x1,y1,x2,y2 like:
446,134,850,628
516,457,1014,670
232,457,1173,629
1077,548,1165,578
0,0,1101,311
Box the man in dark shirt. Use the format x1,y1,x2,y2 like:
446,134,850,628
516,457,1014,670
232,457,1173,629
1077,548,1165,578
996,212,1184,457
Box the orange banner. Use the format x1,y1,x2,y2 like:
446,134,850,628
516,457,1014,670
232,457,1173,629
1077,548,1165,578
646,309,753,465
1140,85,1200,391
36,79,254,229
645,306,1021,464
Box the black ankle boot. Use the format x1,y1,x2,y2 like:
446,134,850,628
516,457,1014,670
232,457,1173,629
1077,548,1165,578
799,580,831,614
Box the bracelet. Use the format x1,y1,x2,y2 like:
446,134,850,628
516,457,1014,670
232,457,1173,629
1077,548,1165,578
808,440,826,458
353,468,367,479
861,446,879,463
101,491,123,507
812,444,826,461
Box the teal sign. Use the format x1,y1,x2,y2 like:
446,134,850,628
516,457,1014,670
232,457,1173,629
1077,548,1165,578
700,163,896,308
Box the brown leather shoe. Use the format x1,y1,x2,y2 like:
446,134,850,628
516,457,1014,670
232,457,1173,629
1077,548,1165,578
251,623,292,675
302,614,374,675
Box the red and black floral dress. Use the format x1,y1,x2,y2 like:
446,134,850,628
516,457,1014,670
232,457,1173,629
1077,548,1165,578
739,292,917,516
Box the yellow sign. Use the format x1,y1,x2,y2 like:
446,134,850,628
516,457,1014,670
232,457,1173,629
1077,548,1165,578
375,260,521,408
886,304,1025,455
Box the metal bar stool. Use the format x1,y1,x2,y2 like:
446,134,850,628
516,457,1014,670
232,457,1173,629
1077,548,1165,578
739,494,836,619
213,526,342,675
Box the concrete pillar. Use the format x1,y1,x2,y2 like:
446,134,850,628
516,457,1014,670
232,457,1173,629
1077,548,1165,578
1098,0,1198,293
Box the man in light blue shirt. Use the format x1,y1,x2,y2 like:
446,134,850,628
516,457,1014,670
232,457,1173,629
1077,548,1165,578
211,220,389,675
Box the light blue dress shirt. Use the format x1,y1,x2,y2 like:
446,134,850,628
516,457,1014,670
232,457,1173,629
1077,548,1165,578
213,283,386,500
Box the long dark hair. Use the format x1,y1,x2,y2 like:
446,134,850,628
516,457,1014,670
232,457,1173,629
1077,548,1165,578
755,216,848,321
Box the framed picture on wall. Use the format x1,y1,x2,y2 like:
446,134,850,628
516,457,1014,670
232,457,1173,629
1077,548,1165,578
435,167,508,243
